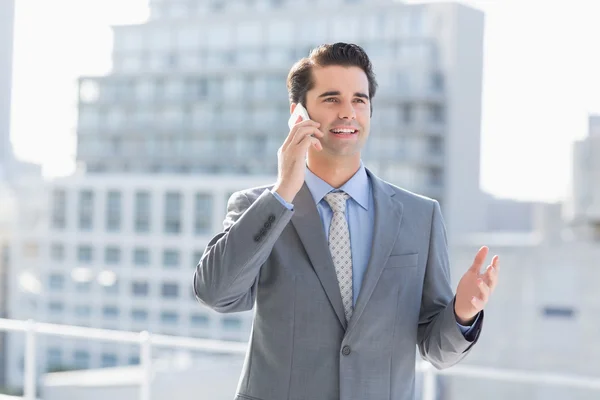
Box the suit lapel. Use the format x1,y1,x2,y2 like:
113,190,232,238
346,170,404,334
291,183,347,330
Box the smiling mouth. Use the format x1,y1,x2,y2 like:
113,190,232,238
330,129,358,135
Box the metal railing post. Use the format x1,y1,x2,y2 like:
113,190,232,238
421,363,437,400
139,331,152,400
24,319,37,400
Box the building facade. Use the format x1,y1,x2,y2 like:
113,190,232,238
6,173,271,387
569,114,600,241
76,0,485,237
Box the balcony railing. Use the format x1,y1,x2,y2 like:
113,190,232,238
1,318,600,400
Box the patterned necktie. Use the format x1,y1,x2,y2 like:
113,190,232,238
324,191,353,322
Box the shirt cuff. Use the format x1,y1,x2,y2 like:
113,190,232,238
270,189,294,211
456,312,481,339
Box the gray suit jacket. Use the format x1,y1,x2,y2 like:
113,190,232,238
194,168,483,400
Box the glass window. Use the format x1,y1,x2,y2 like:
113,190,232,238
236,21,261,46
132,282,149,296
52,189,67,229
161,282,179,298
131,309,148,321
119,29,143,51
160,311,179,324
136,79,154,99
78,190,94,231
129,355,140,365
174,26,199,50
428,137,444,155
163,249,180,268
77,245,93,263
222,316,242,331
74,350,90,369
103,306,120,318
74,305,91,317
104,246,121,265
194,193,213,235
402,104,414,124
428,167,443,187
431,72,444,93
428,104,445,123
134,191,151,233
48,302,64,313
150,26,171,51
47,348,62,369
190,314,209,327
78,107,99,127
75,281,92,293
101,353,118,368
106,108,127,130
133,248,150,266
207,25,232,48
267,20,292,45
48,274,64,291
164,192,182,234
104,279,119,294
106,191,122,232
50,244,65,261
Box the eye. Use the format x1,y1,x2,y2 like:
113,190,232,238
354,98,366,103
324,98,338,102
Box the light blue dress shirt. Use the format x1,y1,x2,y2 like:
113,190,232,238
271,162,478,337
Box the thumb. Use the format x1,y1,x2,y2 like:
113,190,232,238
470,246,488,273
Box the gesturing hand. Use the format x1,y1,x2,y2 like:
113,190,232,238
454,246,499,325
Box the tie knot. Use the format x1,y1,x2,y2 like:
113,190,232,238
324,191,350,214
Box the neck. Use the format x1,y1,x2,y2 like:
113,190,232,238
306,153,361,188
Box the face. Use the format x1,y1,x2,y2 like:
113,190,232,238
295,65,371,160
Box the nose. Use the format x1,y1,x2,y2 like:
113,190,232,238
338,100,356,120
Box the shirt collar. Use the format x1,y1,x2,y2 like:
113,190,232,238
304,161,370,210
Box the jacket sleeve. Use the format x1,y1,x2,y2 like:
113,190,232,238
193,188,294,313
416,200,484,369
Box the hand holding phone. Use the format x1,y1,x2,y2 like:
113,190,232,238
288,103,310,129
275,103,323,203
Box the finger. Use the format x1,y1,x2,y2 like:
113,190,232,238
298,135,322,152
492,255,499,270
293,126,325,145
476,278,491,302
470,295,485,310
469,246,488,273
282,120,320,151
483,260,499,291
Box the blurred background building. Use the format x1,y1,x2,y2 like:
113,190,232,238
446,114,600,399
0,0,17,390
75,0,486,238
570,114,600,241
0,0,15,182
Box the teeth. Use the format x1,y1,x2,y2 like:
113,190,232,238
331,129,356,134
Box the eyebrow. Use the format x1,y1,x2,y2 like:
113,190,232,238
318,91,370,100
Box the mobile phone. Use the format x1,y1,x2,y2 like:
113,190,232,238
288,103,310,129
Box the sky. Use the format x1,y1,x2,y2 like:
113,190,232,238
9,0,600,202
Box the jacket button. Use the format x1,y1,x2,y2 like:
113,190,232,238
268,214,275,223
264,221,271,229
341,345,351,356
253,234,261,242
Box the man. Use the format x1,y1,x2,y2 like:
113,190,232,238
194,43,499,400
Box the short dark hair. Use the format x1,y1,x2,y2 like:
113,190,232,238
286,43,378,116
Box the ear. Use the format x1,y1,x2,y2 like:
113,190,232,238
290,103,297,115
